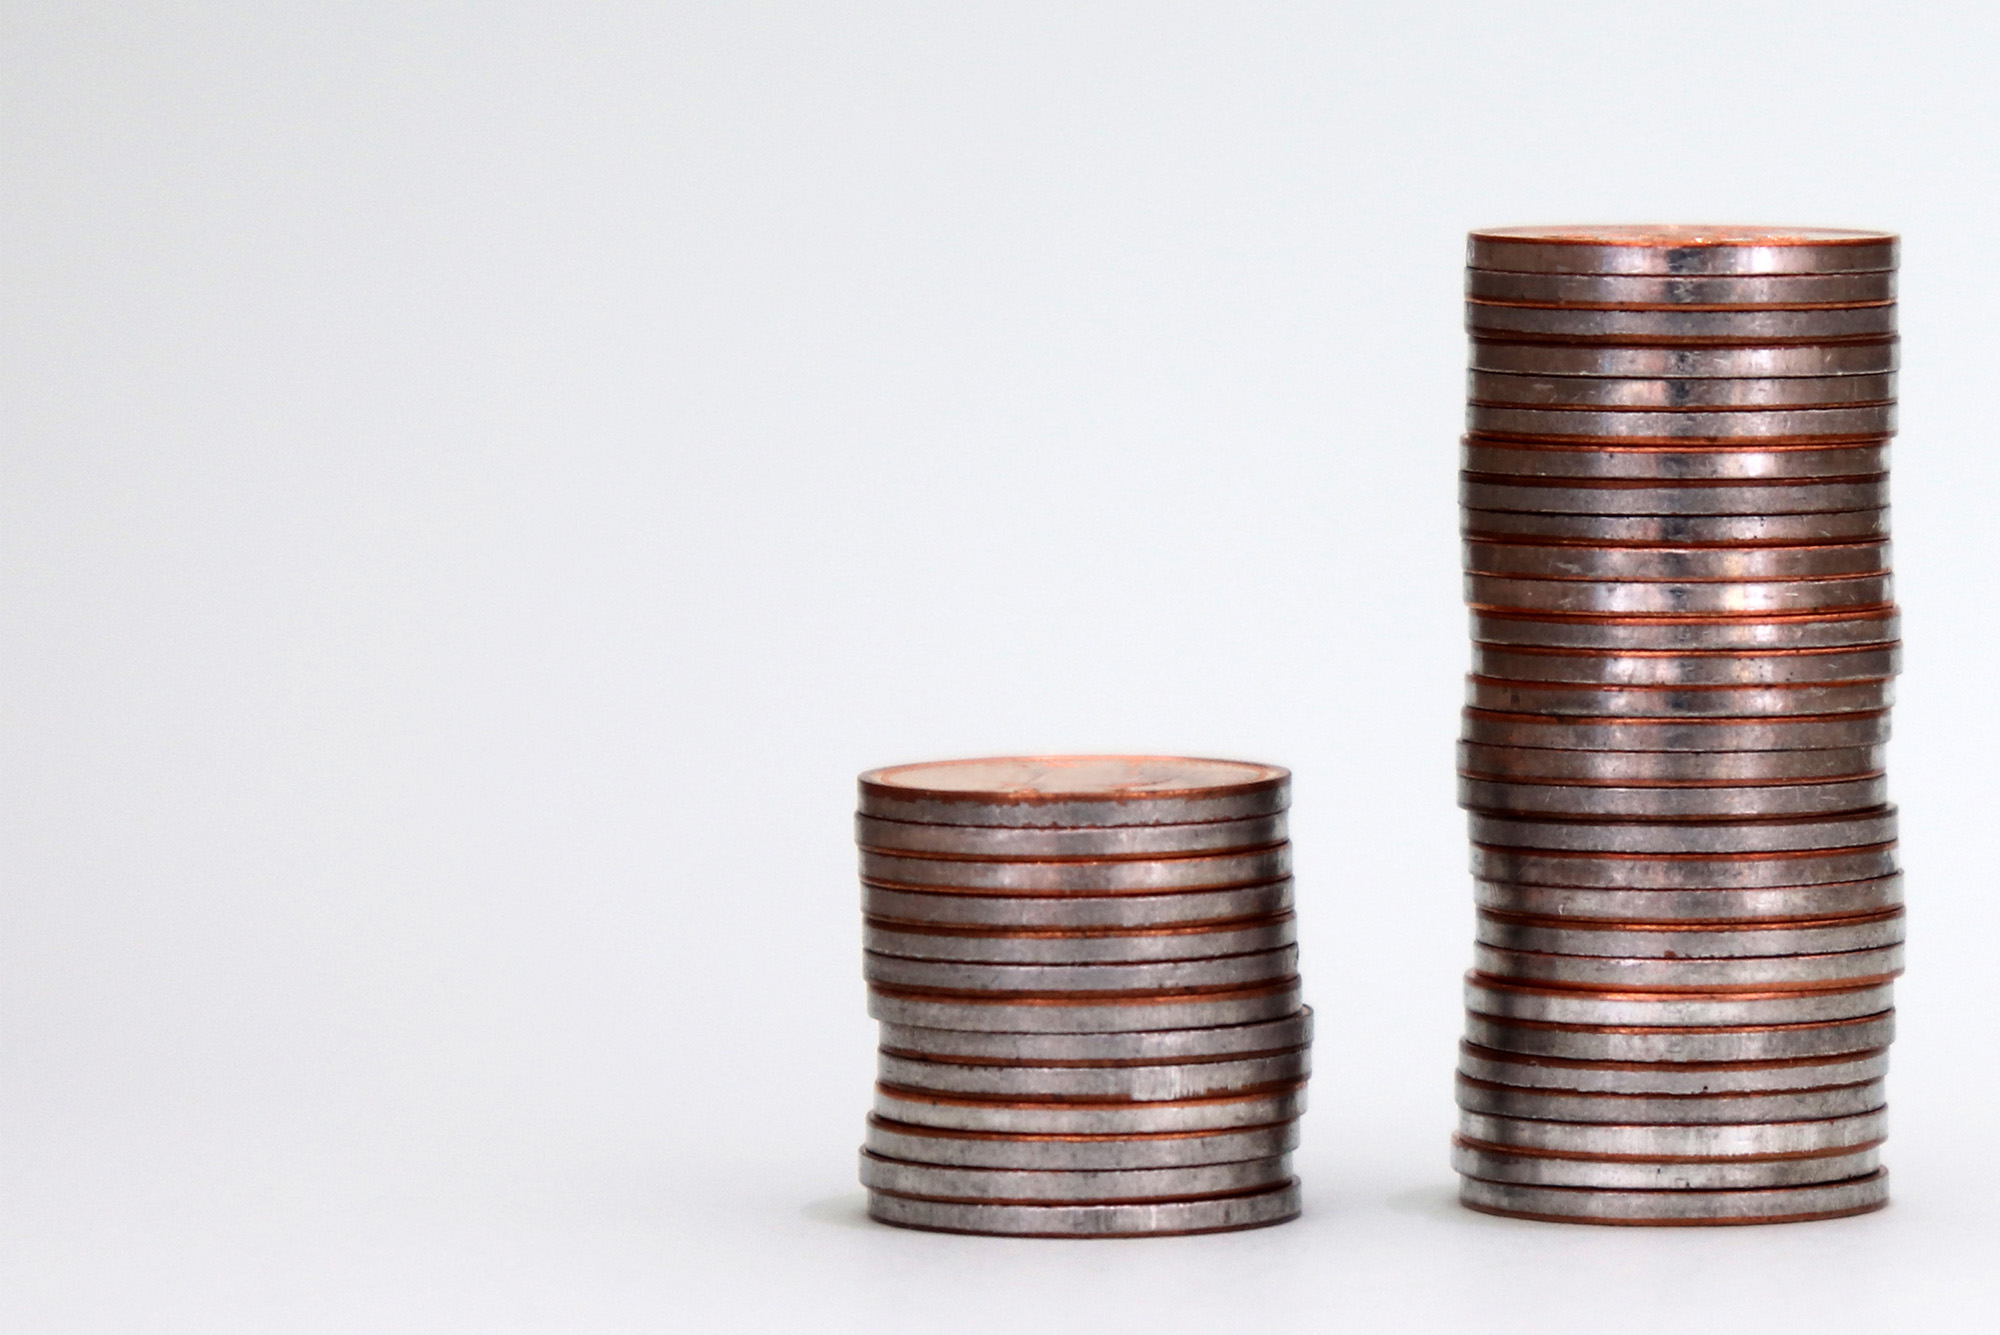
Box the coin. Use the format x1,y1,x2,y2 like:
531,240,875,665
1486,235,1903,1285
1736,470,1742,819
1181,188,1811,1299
1451,1140,1880,1189
877,1048,1312,1100
1466,407,1896,442
1460,1009,1894,1063
1466,227,1898,277
1468,609,1899,653
863,1114,1302,1170
1457,741,1886,783
1456,1169,1887,1225
1463,508,1890,544
866,1177,1301,1236
1468,370,1897,408
1471,874,1904,921
861,879,1295,928
1467,809,1896,855
1470,942,1903,990
1457,1041,1890,1093
1462,709,1891,751
858,1148,1296,1201
1460,474,1889,516
1462,441,1890,481
1474,908,1905,958
1456,1108,1887,1158
876,1008,1313,1063
1468,339,1899,378
858,756,1290,828
1465,301,1895,342
1465,573,1894,616
854,812,1288,859
1465,269,1897,306
1466,643,1899,685
873,1082,1309,1135
1464,976,1894,1026
863,913,1298,964
866,977,1305,1033
1458,776,1889,819
861,945,1300,993
1465,678,1893,719
1455,1074,1887,1123
857,844,1292,892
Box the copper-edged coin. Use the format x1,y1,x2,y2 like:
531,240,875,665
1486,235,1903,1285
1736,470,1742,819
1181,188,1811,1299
1463,441,1891,480
1465,269,1896,306
1463,508,1890,545
1460,1009,1894,1063
1467,370,1896,409
1457,741,1886,784
1466,226,1898,277
875,1007,1312,1064
1460,474,1889,516
1465,406,1895,442
1465,300,1895,343
1457,1040,1890,1094
1452,1140,1880,1190
1461,708,1891,751
857,845,1291,893
863,912,1297,964
1468,339,1899,379
861,879,1295,929
857,756,1289,828
1456,1170,1887,1225
858,1148,1296,1202
866,977,1304,1033
1458,775,1888,819
1471,873,1904,919
867,1177,1301,1236
1466,643,1899,686
1469,942,1903,990
862,1113,1302,1170
1474,908,1906,959
855,811,1287,859
1464,974,1895,1027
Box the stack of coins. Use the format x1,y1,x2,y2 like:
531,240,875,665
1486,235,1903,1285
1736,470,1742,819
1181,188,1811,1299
855,756,1310,1237
1452,226,1902,1226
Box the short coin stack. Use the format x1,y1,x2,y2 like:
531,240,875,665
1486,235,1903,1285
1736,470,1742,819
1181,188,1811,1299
855,755,1310,1236
1453,226,1902,1225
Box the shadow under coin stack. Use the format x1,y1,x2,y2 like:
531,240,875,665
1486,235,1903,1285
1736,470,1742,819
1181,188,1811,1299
1453,226,1902,1226
854,756,1310,1237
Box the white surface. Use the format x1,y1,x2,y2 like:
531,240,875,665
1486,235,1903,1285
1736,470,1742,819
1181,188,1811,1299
5,4,1998,1330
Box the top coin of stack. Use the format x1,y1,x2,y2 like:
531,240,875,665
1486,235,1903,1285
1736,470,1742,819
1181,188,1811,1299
1454,225,1901,1227
855,755,1311,1237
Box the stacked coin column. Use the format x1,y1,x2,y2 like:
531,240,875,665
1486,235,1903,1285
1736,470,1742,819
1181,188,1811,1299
1452,226,1902,1226
854,756,1311,1237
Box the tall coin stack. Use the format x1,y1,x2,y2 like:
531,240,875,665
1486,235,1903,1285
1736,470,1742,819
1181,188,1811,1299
855,756,1311,1237
1452,226,1902,1226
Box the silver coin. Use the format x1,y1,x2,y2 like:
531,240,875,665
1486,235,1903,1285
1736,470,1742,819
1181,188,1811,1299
1458,741,1885,783
1470,942,1903,990
1456,1107,1887,1159
1475,909,1905,958
1452,1140,1880,1190
1465,678,1893,719
1471,846,1900,892
855,812,1288,859
1458,776,1889,819
1466,611,1900,652
1468,370,1897,409
873,1083,1308,1135
858,756,1290,828
1472,874,1904,920
877,1048,1312,1101
1461,1009,1894,1063
1465,302,1896,341
867,978,1304,1033
1464,508,1890,544
1464,976,1894,1026
1465,541,1892,583
862,945,1300,993
858,845,1291,892
863,1113,1301,1170
1465,573,1894,616
1467,407,1896,441
858,1148,1296,1202
1460,475,1888,516
864,913,1297,964
1467,809,1895,854
1465,269,1897,306
866,1177,1301,1236
1469,339,1899,378
1461,441,1890,481
1462,709,1891,751
861,879,1294,929
1456,1074,1887,1124
876,1008,1313,1063
1456,1169,1888,1225
1466,643,1898,685
1457,1041,1890,1094
1466,228,1898,277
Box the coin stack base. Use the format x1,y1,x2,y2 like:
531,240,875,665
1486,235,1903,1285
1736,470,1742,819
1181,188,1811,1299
855,756,1311,1237
1454,225,1900,1226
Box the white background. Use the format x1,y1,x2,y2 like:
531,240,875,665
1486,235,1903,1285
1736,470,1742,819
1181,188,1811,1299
6,4,1998,1331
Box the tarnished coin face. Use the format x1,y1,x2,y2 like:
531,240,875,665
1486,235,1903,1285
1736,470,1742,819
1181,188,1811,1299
1467,370,1897,409
866,1177,1302,1236
858,755,1289,828
1456,1169,1888,1225
1465,405,1896,442
1462,441,1891,481
1466,226,1898,276
1468,338,1899,378
1452,1140,1881,1190
1465,269,1897,306
862,1113,1302,1170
